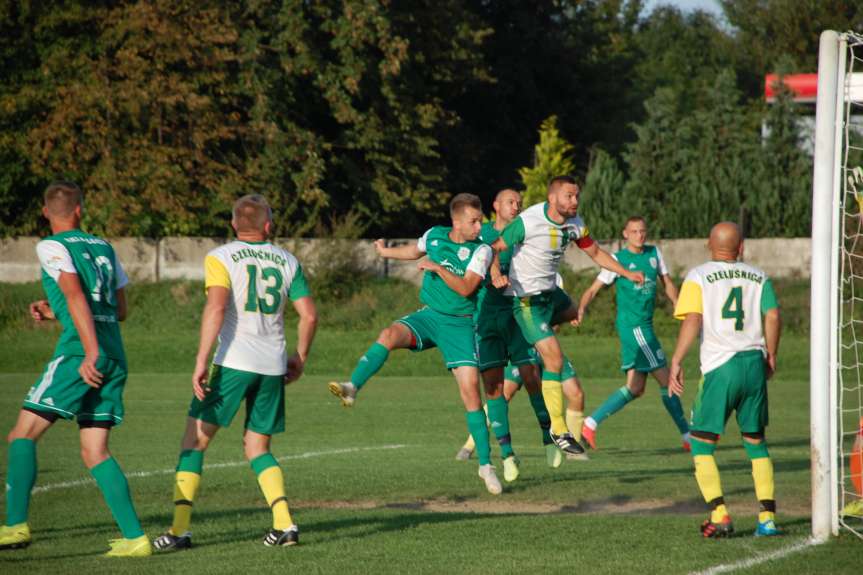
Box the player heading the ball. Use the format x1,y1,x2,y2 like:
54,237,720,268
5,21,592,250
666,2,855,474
490,176,644,456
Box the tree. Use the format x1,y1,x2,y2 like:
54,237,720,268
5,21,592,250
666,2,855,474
579,148,629,239
755,60,812,236
519,116,576,207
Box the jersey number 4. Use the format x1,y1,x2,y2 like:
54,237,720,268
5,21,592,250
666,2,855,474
244,265,283,314
721,286,745,331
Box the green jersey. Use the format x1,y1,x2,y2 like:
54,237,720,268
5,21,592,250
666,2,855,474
417,226,493,315
597,245,668,329
477,221,513,310
36,230,128,362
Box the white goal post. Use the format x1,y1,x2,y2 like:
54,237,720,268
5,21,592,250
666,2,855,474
811,29,863,543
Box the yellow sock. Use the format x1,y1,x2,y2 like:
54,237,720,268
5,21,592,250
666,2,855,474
566,409,585,441
170,471,201,535
462,433,476,452
542,379,567,435
752,457,775,523
712,504,730,524
694,455,728,522
257,466,294,530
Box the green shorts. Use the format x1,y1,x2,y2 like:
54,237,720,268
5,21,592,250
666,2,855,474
690,350,768,435
619,325,667,373
24,354,127,425
397,307,478,369
476,304,535,370
505,354,577,389
188,365,285,435
512,287,573,345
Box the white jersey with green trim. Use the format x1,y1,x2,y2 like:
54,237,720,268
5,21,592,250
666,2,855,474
205,241,310,376
674,261,779,373
501,202,594,297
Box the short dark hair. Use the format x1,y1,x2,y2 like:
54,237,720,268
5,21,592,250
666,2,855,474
624,215,646,228
547,175,580,193
43,181,83,217
493,188,520,203
450,193,482,217
232,194,272,232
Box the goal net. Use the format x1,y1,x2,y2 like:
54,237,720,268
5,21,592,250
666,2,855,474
813,30,863,542
837,31,863,541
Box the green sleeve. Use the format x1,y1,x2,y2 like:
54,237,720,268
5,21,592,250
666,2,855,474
761,279,778,313
289,264,311,301
500,217,526,248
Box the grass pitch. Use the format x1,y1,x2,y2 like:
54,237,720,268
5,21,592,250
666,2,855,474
0,281,860,574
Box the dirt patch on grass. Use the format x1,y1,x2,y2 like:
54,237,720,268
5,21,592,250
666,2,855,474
293,497,811,517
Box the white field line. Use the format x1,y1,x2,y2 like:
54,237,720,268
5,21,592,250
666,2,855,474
688,537,823,575
31,444,406,494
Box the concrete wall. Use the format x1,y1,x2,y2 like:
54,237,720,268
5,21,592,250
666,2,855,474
0,236,812,284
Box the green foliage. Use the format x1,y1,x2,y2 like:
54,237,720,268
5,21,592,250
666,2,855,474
0,1,837,239
0,0,492,238
519,116,576,207
753,62,812,237
579,148,630,240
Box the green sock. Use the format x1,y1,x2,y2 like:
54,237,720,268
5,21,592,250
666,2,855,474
466,410,491,465
661,392,690,434
590,386,635,426
176,448,204,473
486,397,514,458
350,342,389,390
90,457,145,539
528,392,552,445
5,438,37,526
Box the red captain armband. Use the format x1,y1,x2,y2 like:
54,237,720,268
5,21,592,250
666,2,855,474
575,236,595,249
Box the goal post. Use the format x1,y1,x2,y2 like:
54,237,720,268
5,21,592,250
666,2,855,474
811,29,841,543
812,29,863,542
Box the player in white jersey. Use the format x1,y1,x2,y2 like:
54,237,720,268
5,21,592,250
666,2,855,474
491,176,644,454
154,195,318,551
669,222,781,538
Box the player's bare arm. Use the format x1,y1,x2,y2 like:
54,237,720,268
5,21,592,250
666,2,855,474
285,296,318,384
669,312,703,398
417,260,484,297
57,271,103,388
193,286,230,400
581,242,645,285
575,279,606,326
28,299,54,321
489,238,510,288
661,274,679,308
374,239,423,260
116,287,128,322
764,307,781,379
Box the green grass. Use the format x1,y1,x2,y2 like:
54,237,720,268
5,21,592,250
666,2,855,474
0,281,859,574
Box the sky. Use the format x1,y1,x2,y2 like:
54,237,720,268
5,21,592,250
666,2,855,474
643,0,724,18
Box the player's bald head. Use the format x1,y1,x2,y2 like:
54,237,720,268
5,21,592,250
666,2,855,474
708,221,743,258
43,181,83,218
494,188,520,203
232,194,272,233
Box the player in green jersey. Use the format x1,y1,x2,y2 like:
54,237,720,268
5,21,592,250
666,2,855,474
455,189,561,474
576,216,690,451
0,182,150,557
328,194,503,494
